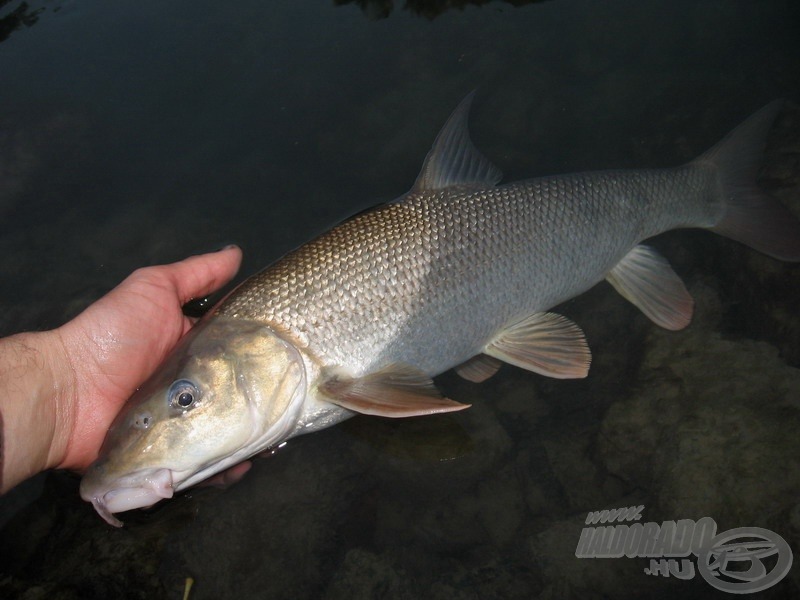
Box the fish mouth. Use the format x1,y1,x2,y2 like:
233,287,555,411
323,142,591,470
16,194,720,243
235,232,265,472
80,467,175,527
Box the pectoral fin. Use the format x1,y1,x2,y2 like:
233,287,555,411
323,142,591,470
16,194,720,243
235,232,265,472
454,354,502,383
484,312,591,379
605,244,693,331
319,364,470,418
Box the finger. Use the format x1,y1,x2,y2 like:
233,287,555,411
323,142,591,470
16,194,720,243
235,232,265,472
166,245,243,305
198,461,252,488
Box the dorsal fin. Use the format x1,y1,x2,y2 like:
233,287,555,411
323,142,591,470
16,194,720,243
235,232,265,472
411,91,503,192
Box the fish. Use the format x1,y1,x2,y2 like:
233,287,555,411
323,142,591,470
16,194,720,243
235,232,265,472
80,93,800,526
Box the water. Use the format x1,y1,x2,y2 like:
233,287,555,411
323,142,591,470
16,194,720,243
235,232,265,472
1,0,799,598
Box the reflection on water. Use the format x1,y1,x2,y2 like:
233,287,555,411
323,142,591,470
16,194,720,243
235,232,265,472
334,0,551,21
1,0,799,598
0,1,43,44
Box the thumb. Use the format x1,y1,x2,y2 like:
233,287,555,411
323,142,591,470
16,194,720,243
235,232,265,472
162,245,244,305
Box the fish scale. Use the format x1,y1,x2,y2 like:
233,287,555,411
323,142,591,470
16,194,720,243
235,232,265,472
217,165,715,377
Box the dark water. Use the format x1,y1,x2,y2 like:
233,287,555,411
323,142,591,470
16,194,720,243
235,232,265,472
1,0,799,598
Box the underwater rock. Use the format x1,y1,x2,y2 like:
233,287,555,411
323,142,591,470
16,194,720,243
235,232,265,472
347,394,514,491
323,548,415,600
325,547,542,600
598,284,800,529
157,430,366,600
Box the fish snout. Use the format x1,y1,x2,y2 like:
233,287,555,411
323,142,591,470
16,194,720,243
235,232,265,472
80,466,175,527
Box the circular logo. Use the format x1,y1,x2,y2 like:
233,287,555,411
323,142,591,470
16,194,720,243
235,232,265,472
697,527,793,594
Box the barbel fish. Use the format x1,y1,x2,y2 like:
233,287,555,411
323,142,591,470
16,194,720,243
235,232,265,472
81,94,800,526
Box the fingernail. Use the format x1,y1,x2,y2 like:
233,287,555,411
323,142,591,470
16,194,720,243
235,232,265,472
216,244,239,252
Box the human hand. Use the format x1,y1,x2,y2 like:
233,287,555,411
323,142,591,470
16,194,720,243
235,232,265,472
50,245,244,475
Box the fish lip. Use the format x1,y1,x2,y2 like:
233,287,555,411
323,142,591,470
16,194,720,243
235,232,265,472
80,467,176,527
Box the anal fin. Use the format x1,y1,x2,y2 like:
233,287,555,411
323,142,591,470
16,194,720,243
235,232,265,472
484,312,591,379
319,364,470,418
605,244,693,331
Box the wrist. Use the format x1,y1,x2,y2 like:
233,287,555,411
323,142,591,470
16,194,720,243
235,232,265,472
0,329,77,493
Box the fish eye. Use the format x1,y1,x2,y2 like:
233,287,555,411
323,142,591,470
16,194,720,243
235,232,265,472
168,379,200,411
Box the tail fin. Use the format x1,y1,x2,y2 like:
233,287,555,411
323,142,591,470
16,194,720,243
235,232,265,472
699,100,800,262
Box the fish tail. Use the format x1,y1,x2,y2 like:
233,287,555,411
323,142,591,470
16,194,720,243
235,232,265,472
699,100,800,262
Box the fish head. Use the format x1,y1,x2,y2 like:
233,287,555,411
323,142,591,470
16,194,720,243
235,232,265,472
80,315,307,526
